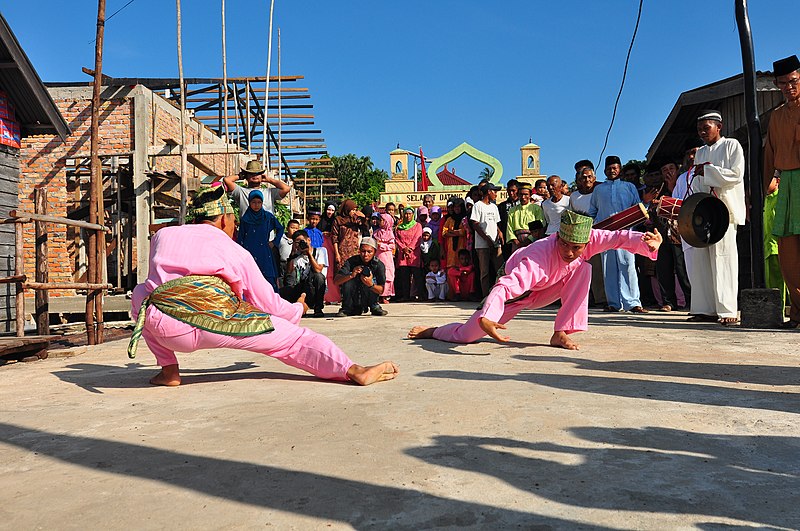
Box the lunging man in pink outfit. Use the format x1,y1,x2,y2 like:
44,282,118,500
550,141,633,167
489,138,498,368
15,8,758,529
129,186,398,386
408,211,662,350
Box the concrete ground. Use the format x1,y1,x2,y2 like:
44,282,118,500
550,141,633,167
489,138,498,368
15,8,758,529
0,302,798,530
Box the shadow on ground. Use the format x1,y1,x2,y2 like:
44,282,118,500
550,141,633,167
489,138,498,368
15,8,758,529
417,367,800,415
0,422,609,529
51,362,326,393
514,354,800,386
405,428,800,529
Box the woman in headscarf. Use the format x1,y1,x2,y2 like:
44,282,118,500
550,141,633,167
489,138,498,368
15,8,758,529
395,207,424,302
330,199,365,270
373,212,396,303
441,197,468,269
317,201,337,233
237,189,283,290
129,185,398,387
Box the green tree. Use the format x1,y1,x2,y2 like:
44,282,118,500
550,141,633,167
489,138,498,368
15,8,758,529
329,154,388,207
479,166,495,180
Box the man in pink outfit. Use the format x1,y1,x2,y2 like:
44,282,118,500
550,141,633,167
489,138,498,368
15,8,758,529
408,210,662,350
130,186,398,387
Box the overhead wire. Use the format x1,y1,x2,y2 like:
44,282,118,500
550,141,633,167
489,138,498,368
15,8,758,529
597,0,644,168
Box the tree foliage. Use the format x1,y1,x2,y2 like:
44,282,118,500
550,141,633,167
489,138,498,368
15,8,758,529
305,154,388,208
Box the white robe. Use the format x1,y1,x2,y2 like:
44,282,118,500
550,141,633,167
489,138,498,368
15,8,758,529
673,137,745,318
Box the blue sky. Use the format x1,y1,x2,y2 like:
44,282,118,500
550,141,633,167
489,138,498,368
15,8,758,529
4,1,797,182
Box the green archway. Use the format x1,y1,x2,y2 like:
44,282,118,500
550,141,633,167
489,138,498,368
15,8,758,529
425,142,503,189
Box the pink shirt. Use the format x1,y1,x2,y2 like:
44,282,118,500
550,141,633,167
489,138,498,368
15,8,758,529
478,229,656,323
131,223,303,324
395,223,423,267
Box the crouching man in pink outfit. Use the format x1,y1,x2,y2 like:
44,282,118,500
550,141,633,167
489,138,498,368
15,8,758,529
129,185,398,386
408,210,661,350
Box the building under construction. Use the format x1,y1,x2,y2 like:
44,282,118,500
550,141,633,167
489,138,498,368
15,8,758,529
15,74,331,310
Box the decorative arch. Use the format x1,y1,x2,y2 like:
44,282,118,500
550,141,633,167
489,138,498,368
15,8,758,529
425,142,503,187
527,155,535,169
395,160,403,174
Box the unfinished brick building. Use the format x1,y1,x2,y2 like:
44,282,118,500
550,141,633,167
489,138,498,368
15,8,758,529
18,84,247,298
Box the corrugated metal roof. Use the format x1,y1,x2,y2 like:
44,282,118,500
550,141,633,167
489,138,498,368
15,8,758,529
0,13,68,140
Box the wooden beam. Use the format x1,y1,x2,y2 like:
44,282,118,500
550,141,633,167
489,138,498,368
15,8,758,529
9,211,110,232
23,282,112,291
187,153,224,178
148,143,244,156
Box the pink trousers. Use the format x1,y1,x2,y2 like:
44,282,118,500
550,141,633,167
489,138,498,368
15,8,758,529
141,307,354,381
433,261,591,344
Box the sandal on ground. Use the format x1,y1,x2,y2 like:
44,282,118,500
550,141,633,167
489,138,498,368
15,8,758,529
687,314,717,323
718,317,740,327
659,305,672,312
603,305,621,313
630,306,649,314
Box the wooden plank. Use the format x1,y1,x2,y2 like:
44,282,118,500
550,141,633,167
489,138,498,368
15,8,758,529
0,274,26,284
147,143,244,156
23,282,111,290
34,188,49,335
9,211,111,232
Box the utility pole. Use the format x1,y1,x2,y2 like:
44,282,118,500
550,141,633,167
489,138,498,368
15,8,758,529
87,0,107,345
735,0,782,328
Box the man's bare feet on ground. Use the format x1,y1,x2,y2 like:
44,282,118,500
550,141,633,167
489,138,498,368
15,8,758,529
150,364,181,386
407,326,437,339
347,362,400,385
550,331,580,350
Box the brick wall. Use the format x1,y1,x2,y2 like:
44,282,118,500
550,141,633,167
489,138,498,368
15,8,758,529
17,84,242,299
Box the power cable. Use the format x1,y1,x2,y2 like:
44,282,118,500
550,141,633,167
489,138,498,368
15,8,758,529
88,0,137,44
597,0,644,168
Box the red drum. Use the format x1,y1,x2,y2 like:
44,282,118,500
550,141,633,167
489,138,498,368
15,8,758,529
593,203,649,231
657,196,682,220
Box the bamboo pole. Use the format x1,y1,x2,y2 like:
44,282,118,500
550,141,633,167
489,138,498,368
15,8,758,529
262,0,275,165
177,0,188,224
87,0,107,345
245,79,251,152
278,27,282,181
221,0,230,176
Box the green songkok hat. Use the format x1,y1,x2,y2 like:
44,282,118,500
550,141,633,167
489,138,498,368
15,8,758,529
191,184,235,218
559,210,592,244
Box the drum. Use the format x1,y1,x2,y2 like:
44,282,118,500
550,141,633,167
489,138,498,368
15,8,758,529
656,196,682,220
593,203,649,231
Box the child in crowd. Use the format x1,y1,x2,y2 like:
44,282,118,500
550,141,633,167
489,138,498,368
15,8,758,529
447,249,476,301
373,213,396,304
427,205,442,236
527,220,545,245
425,258,447,301
370,211,382,235
305,211,324,248
417,206,429,226
420,227,441,269
278,219,301,287
384,202,398,225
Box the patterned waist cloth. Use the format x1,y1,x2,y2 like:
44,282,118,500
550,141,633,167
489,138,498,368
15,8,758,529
127,275,274,359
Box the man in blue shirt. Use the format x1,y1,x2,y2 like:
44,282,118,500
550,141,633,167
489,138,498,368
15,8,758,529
588,156,647,313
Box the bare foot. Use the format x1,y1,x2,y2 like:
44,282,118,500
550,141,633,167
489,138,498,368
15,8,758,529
550,331,580,350
347,362,399,385
407,326,437,339
149,364,181,386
